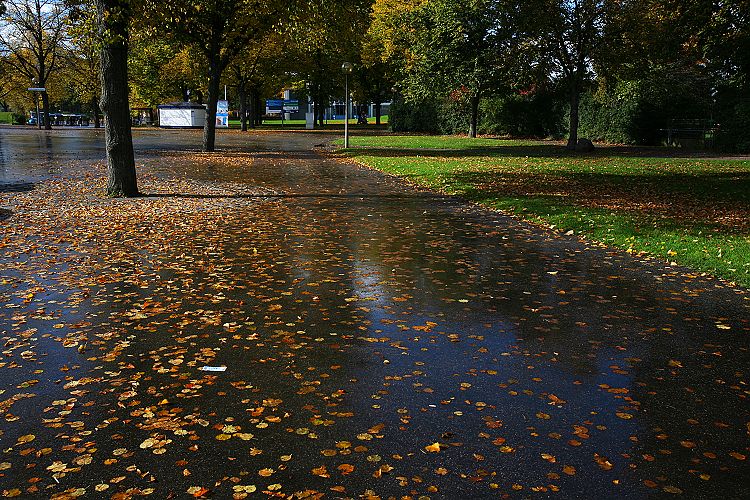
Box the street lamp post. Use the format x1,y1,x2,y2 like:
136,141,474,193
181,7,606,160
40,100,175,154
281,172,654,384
35,94,41,130
29,79,45,130
341,62,353,148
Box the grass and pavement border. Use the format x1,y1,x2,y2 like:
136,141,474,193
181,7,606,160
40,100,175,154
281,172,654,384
335,135,750,289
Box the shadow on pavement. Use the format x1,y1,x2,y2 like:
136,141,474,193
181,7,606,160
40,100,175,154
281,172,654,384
142,192,445,200
0,182,35,193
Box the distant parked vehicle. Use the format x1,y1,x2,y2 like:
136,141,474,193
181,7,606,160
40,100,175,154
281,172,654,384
27,112,90,127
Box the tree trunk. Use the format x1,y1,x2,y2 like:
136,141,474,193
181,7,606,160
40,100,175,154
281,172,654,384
91,95,101,128
375,101,382,125
469,95,480,138
316,90,325,128
251,93,259,127
97,0,137,197
41,91,51,130
567,79,580,150
239,85,248,132
203,60,222,152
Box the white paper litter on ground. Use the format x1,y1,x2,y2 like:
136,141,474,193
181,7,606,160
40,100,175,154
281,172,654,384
199,366,227,372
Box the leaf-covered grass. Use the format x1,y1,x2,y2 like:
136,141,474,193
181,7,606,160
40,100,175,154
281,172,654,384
339,135,750,288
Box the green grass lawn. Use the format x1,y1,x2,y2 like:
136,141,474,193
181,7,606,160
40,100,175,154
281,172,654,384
0,112,16,124
338,135,750,287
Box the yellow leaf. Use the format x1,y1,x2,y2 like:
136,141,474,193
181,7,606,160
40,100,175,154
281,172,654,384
424,442,441,453
140,438,155,449
541,453,556,463
16,434,35,444
312,465,329,477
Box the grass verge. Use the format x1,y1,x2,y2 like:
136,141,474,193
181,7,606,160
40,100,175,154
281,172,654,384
0,112,17,124
338,135,750,288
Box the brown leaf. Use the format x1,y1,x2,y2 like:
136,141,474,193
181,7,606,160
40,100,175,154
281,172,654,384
337,463,355,475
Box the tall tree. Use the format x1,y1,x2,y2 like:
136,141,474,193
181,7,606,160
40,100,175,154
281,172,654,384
286,0,372,128
402,0,518,137
522,0,619,149
144,0,285,151
702,0,750,89
96,0,138,196
227,33,284,131
360,0,414,126
128,37,205,117
67,0,103,127
0,0,69,129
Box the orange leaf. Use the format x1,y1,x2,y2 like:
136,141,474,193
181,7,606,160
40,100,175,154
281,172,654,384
312,465,329,478
337,464,355,475
424,442,441,453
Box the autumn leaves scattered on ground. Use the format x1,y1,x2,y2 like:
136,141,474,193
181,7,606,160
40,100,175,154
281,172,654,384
2,142,749,499
340,135,750,288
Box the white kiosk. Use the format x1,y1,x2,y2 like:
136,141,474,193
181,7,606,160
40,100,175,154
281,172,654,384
158,103,206,128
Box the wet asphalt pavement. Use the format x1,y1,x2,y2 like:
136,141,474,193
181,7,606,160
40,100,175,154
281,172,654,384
0,127,749,499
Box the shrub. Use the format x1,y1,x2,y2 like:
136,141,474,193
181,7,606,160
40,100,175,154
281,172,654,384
391,91,567,138
480,92,566,138
389,98,441,133
714,97,750,153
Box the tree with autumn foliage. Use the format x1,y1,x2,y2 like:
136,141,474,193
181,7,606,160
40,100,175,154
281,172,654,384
360,0,422,125
0,0,70,130
128,35,207,117
66,0,103,127
400,0,520,137
142,0,288,151
285,0,372,129
227,33,285,131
